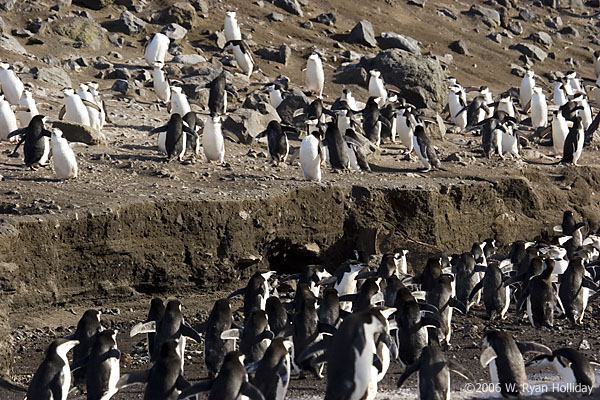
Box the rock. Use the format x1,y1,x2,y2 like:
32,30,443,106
408,0,426,7
53,121,105,145
104,11,146,35
210,31,227,49
191,0,209,15
51,17,106,49
361,49,447,112
488,33,502,43
255,44,290,65
349,20,377,48
301,20,313,29
276,89,309,125
42,55,61,67
155,2,198,29
242,92,270,110
73,0,113,9
468,4,501,27
377,32,421,54
579,339,591,350
36,67,72,87
449,39,469,55
518,8,538,21
275,0,303,16
269,12,284,22
510,43,547,62
314,12,336,26
0,33,27,55
542,0,557,6
56,0,72,9
0,0,15,11
111,79,131,94
161,23,188,41
507,21,524,35
223,107,280,143
560,26,579,36
172,54,206,64
334,66,367,85
528,31,553,48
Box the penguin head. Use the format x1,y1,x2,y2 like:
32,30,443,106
566,70,577,79
78,83,89,92
526,70,535,78
166,299,183,314
62,87,75,96
170,113,182,123
226,10,237,19
170,85,183,93
446,77,457,85
51,338,80,359
52,128,64,138
370,70,381,78
308,53,320,62
533,86,543,94
0,62,9,70
87,81,99,91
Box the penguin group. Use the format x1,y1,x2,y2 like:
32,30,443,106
23,209,600,399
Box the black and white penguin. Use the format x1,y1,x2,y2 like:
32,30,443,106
85,329,120,400
323,120,350,170
562,116,584,165
221,309,274,365
426,274,466,345
318,260,365,311
248,338,293,400
117,340,190,400
27,338,80,400
256,120,292,165
339,277,383,313
397,343,472,400
558,257,598,325
150,113,199,162
413,124,441,172
291,284,322,378
265,296,288,338
481,331,551,397
208,73,227,117
228,270,275,319
182,111,202,156
516,259,556,328
7,114,51,170
177,351,265,400
527,348,598,391
143,298,165,359
361,97,390,146
318,288,341,328
202,298,234,378
554,210,586,237
69,309,102,389
224,40,255,77
452,252,479,308
468,261,510,320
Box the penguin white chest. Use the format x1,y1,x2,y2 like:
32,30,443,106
171,93,191,117
153,68,171,103
158,131,167,154
52,136,78,180
203,122,225,163
0,99,17,140
352,338,376,400
306,59,324,97
299,135,322,182
65,96,91,126
552,117,568,155
145,34,169,66
233,46,253,77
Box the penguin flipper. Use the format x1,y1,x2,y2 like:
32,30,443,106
116,370,150,389
516,341,552,356
0,375,26,392
298,338,330,364
317,276,337,286
7,128,27,139
81,100,101,112
227,288,244,299
58,105,66,120
181,322,203,343
379,332,398,359
222,130,241,143
447,298,467,314
583,277,600,291
239,381,265,400
177,379,214,400
149,125,168,136
419,316,441,329
317,321,337,336
175,375,191,391
221,328,242,340
130,321,156,337
397,359,421,387
479,347,497,367
252,330,274,345
468,281,484,303
448,361,474,381
10,133,26,155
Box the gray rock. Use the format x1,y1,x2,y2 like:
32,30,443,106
191,0,209,14
154,2,198,29
51,17,106,49
301,20,313,29
276,89,309,125
223,107,280,143
56,0,72,8
0,33,27,55
161,23,188,40
377,32,421,54
579,339,591,351
518,8,538,21
255,44,290,65
42,55,61,67
361,49,447,112
73,0,113,9
210,31,227,49
334,66,367,85
120,11,146,35
350,20,377,48
528,31,553,48
36,67,72,87
111,79,131,94
269,12,284,22
560,26,579,36
507,21,523,35
53,121,105,145
511,64,525,76
510,43,547,62
172,54,206,64
408,0,426,7
314,12,336,26
242,92,270,110
449,39,469,55
488,33,502,43
105,68,130,80
468,4,501,27
275,0,303,16
0,0,15,11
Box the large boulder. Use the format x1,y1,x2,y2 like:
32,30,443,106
35,67,72,87
276,89,309,125
361,49,447,112
53,121,106,145
103,11,146,35
51,17,106,49
377,32,421,54
349,20,377,48
73,0,114,9
0,33,27,55
154,2,198,29
223,107,280,143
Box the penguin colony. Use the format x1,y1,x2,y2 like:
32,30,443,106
23,209,600,400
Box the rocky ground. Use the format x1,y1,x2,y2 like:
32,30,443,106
1,0,600,398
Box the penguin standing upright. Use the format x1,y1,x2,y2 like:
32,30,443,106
228,270,275,320
530,87,548,129
202,298,234,378
558,257,598,324
69,309,102,389
552,111,569,155
257,120,290,165
144,33,170,67
323,120,350,170
0,62,24,105
7,114,51,169
516,260,556,328
208,74,228,117
413,125,441,172
553,80,568,107
203,115,226,163
468,261,510,320
50,128,78,180
299,122,325,182
144,298,165,359
291,284,322,378
77,83,101,132
27,338,80,400
150,113,198,162
368,70,387,103
87,82,109,130
520,70,535,107
426,274,465,345
306,53,324,98
0,95,18,141
152,62,171,104
169,86,191,117
248,338,293,400
224,11,242,42
562,116,584,165
362,97,386,146
86,329,120,400
18,89,39,127
497,93,515,118
59,88,93,127
221,310,274,365
225,40,254,77
448,86,468,129
527,348,598,390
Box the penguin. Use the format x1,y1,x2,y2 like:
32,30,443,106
117,340,190,400
530,87,548,129
299,121,325,182
225,40,254,77
202,115,226,163
256,120,290,165
169,86,191,117
461,95,489,128
480,86,494,118
340,88,362,112
208,73,228,117
448,85,468,130
562,116,584,165
59,88,94,127
221,309,274,364
558,257,598,324
468,261,510,320
177,351,265,400
416,257,443,292
265,296,288,337
555,210,586,237
520,69,535,108
69,309,102,389
339,277,383,313
228,270,275,319
480,112,508,158
318,260,365,311
0,94,18,141
85,329,120,400
368,70,387,104
0,62,24,105
573,92,592,130
321,308,397,400
7,114,51,169
247,338,293,400
18,89,39,127
361,97,388,146
594,49,600,78
182,111,201,156
143,298,165,359
552,110,569,155
318,288,341,328
87,82,110,129
77,83,101,132
290,284,322,378
305,53,324,98
26,338,80,400
379,97,397,143
516,259,556,328
323,120,350,170
553,80,568,107
452,252,479,307
480,331,551,397
224,11,242,42
397,343,473,400
526,348,598,390
149,113,198,162
202,298,234,378
129,299,203,371
266,84,283,109
50,128,78,180
152,62,171,104
413,124,441,172
426,274,466,345
395,106,416,153
144,33,170,67
344,128,375,172
497,92,516,118
566,71,583,94
499,119,520,159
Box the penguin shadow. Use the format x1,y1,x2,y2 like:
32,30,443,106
369,163,415,174
113,123,155,132
107,152,166,163
3,175,56,183
189,40,222,53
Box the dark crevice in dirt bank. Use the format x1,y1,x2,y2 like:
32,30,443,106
1,174,600,376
